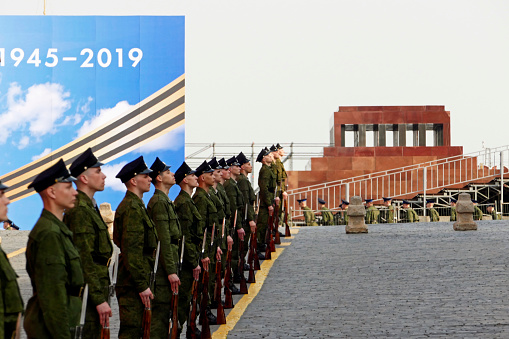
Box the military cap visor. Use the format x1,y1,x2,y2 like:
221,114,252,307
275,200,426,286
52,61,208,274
426,200,435,204
116,156,152,183
365,199,373,203
149,157,171,179
194,161,214,177
218,158,230,169
382,197,392,202
69,148,104,177
175,161,196,184
256,148,271,162
208,157,223,170
318,198,326,204
276,143,283,150
0,180,8,191
451,198,457,203
226,156,240,167
297,198,307,203
341,200,349,206
270,144,278,152
28,159,77,193
236,152,250,166
402,200,411,205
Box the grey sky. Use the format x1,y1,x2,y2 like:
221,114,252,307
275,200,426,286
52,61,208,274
3,0,508,155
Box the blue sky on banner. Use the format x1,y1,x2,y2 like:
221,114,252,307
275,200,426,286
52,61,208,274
0,16,185,230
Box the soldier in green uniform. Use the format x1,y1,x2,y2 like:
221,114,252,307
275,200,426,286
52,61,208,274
426,200,440,222
173,162,203,336
334,200,349,225
237,152,257,249
472,200,483,220
365,199,379,224
146,157,183,337
401,200,419,223
257,148,279,248
487,204,501,220
297,199,317,226
270,145,288,231
380,197,395,223
64,148,113,338
113,156,158,339
193,161,221,323
317,198,334,225
450,198,457,221
24,159,85,338
224,156,247,281
0,179,24,339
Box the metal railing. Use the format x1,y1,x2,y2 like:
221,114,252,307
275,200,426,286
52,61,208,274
288,146,509,219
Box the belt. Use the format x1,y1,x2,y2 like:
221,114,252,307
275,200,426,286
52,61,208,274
69,286,84,297
92,255,110,266
170,238,180,246
143,248,157,257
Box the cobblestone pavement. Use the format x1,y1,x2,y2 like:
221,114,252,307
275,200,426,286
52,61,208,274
5,221,509,338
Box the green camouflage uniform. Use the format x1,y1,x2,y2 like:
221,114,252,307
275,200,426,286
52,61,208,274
429,208,439,222
450,207,457,221
474,206,483,220
216,183,231,268
365,206,380,224
303,206,318,226
320,207,334,226
380,205,395,223
113,191,158,339
403,208,419,223
258,164,276,242
63,190,113,339
25,209,84,339
273,159,286,221
0,246,23,339
147,189,182,337
193,187,220,306
237,173,255,258
223,178,245,275
491,209,501,220
334,209,349,225
174,190,203,329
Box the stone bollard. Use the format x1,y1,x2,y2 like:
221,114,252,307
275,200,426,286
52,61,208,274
100,202,115,239
346,196,368,234
453,193,477,231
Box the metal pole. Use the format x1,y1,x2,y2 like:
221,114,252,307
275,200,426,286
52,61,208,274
423,167,427,217
345,183,350,202
501,151,504,216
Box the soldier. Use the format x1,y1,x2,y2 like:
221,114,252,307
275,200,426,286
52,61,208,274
450,198,457,221
173,162,203,336
2,219,19,230
365,199,379,224
24,159,85,338
380,197,395,223
472,200,483,220
0,179,23,339
426,200,440,222
146,157,183,337
113,156,158,339
64,148,113,338
271,144,288,231
192,161,220,324
487,204,501,220
317,198,334,225
257,148,279,247
297,198,317,226
237,152,258,258
334,200,349,225
401,200,419,223
223,156,246,282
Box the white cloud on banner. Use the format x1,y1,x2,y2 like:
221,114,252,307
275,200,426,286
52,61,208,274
0,82,71,145
77,100,134,138
18,136,30,149
31,148,52,161
136,124,184,154
101,161,128,192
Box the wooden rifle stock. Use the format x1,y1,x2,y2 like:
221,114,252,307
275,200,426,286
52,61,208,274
199,268,211,338
224,249,234,309
142,305,151,339
100,328,110,339
247,232,256,283
273,200,281,245
168,291,179,339
284,198,291,237
187,279,199,339
237,240,248,294
214,260,226,324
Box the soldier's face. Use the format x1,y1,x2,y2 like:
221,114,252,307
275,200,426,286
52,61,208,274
213,169,222,183
242,162,252,173
272,151,280,159
185,174,199,188
135,174,152,193
0,189,10,222
161,170,176,186
53,182,78,210
202,172,215,186
84,167,106,192
230,165,241,176
221,169,231,180
384,201,391,206
278,148,285,157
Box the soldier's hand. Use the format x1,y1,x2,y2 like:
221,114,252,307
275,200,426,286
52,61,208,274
249,220,256,234
275,197,280,203
202,257,210,271
237,227,245,241
96,301,112,327
193,265,201,281
268,205,274,215
139,288,153,308
168,273,180,294
283,191,288,199
216,247,222,261
227,235,233,251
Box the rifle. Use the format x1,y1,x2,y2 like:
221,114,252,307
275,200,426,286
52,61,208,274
74,284,88,339
252,196,261,270
168,236,184,339
187,230,207,338
224,210,237,309
101,249,119,339
273,190,281,245
283,194,291,237
199,224,215,339
246,231,256,283
13,312,21,339
214,219,226,324
237,205,248,294
142,241,161,339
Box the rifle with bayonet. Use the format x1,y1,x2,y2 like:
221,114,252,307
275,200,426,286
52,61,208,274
283,189,291,237
224,210,237,309
237,204,249,294
199,223,215,339
187,229,207,339
214,219,226,324
273,188,281,245
252,195,261,270
101,249,119,339
168,236,184,339
247,230,256,283
74,284,89,339
142,241,161,339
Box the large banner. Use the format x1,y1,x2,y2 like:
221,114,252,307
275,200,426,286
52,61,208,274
0,16,185,230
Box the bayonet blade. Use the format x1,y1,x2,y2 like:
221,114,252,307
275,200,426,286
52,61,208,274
201,229,207,254
210,223,216,248
111,250,119,286
153,241,161,275
79,284,89,326
221,218,225,239
179,236,185,265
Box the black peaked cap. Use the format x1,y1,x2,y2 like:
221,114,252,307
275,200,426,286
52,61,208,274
116,156,152,183
195,160,214,177
218,158,229,169
69,147,104,178
28,159,76,193
149,157,170,180
237,152,249,166
175,161,196,184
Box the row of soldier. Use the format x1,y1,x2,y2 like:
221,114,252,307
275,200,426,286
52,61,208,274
296,196,500,226
0,143,289,338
